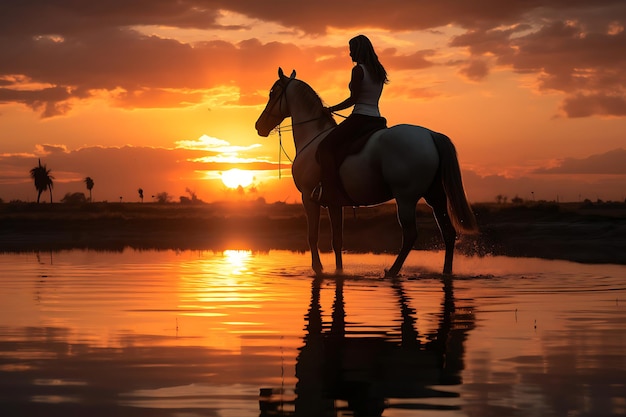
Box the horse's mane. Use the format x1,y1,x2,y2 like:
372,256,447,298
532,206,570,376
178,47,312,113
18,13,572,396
292,80,337,127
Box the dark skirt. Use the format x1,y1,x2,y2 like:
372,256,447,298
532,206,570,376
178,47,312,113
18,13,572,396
316,114,387,195
317,114,387,165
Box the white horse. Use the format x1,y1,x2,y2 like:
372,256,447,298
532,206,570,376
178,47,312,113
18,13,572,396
256,68,477,277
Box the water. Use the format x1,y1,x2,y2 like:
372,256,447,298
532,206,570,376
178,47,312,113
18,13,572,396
0,249,624,416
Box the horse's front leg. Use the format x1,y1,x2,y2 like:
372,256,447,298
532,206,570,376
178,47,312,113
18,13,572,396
302,195,323,275
328,204,344,272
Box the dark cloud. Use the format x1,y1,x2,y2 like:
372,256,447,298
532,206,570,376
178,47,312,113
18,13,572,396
533,148,626,174
560,93,626,118
459,59,490,81
2,1,603,37
0,29,305,115
36,144,68,154
382,49,435,71
0,85,73,117
217,0,574,34
0,25,434,117
451,7,626,117
0,1,228,36
0,1,624,118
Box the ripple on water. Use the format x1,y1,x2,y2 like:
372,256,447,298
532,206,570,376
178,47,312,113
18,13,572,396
0,249,624,417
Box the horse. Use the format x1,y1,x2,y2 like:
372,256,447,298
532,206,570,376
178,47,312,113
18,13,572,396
255,68,477,277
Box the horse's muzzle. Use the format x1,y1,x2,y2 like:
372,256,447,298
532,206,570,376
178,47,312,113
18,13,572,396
255,120,271,137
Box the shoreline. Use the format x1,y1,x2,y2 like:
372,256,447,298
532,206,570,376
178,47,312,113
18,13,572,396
1,201,625,265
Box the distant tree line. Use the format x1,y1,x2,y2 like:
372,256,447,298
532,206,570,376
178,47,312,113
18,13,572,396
3,160,626,205
18,159,205,204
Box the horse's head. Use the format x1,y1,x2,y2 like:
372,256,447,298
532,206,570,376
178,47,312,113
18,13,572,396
255,67,296,137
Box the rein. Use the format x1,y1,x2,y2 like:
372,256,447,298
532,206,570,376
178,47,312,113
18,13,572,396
269,78,340,178
275,124,290,179
275,118,333,179
274,116,320,178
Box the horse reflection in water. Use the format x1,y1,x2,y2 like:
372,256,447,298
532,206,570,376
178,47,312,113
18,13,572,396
260,277,474,416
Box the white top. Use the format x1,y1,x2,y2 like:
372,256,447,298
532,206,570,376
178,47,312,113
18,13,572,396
353,64,383,117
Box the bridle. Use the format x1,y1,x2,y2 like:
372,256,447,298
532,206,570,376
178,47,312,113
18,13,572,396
262,77,295,176
263,77,336,176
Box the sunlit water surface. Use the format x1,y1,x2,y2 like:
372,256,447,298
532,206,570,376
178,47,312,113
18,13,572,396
0,249,624,417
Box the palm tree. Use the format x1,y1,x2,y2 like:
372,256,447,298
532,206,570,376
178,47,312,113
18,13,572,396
84,177,94,202
29,159,54,203
138,188,144,203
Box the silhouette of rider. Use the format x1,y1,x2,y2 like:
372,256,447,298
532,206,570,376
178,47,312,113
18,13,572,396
311,34,388,207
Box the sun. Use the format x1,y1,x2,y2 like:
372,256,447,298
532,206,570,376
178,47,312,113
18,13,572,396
221,168,254,189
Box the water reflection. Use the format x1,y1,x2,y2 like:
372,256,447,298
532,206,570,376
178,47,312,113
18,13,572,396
0,250,624,417
0,326,266,415
223,249,252,275
260,276,475,416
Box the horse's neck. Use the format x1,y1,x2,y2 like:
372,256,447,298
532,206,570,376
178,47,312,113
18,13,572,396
291,110,334,154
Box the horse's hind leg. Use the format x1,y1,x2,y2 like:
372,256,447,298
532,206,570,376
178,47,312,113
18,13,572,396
386,198,419,278
425,180,457,275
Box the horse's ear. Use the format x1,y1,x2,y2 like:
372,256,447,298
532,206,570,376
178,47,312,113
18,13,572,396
278,67,285,79
290,69,296,79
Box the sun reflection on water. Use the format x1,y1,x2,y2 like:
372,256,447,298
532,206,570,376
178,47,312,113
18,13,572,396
173,250,313,353
223,249,252,275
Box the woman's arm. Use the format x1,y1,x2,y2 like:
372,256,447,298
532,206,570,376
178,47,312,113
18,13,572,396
328,65,364,112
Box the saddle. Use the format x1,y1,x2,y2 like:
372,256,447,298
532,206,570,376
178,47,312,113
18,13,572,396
318,116,387,166
338,123,386,165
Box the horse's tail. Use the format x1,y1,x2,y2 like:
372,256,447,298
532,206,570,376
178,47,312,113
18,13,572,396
430,131,478,234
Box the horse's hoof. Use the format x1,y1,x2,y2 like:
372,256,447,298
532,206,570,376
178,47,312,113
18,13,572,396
384,268,399,278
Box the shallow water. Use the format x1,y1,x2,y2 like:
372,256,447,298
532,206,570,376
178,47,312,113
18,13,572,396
0,249,624,416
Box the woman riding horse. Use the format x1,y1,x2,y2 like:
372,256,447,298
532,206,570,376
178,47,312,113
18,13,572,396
312,35,388,207
255,68,477,276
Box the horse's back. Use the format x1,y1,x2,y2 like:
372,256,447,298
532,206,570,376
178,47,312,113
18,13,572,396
384,124,440,165
341,124,440,205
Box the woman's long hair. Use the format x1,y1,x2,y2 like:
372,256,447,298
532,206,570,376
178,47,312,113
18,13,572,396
349,35,389,85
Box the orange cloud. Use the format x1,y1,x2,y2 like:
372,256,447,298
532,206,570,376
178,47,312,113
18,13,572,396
2,1,624,118
533,148,626,175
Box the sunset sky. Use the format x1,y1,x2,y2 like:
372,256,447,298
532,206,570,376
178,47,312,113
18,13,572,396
1,1,625,204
